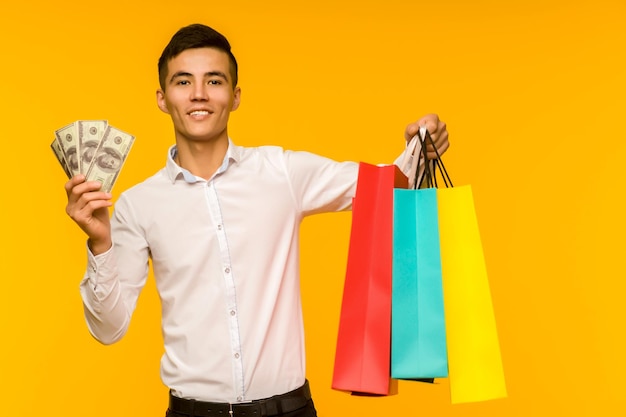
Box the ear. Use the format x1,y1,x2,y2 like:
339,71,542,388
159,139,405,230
231,86,241,111
156,89,170,114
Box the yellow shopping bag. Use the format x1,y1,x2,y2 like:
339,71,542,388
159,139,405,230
412,127,506,403
438,185,507,404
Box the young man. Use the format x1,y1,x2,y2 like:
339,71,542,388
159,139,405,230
65,24,450,416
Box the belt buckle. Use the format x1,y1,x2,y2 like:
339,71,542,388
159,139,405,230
231,401,264,417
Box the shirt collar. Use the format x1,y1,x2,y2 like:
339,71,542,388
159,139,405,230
165,139,241,184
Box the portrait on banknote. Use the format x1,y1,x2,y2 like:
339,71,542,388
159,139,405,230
95,148,123,172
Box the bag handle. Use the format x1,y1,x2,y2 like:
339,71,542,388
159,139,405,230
414,127,453,189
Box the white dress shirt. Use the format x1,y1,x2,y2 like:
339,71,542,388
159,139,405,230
80,141,366,403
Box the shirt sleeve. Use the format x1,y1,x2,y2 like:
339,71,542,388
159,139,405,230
394,145,418,176
283,148,411,216
79,193,150,344
282,150,358,216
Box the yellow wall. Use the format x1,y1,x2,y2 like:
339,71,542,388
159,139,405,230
1,0,624,415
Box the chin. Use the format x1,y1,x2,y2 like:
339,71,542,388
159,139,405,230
186,133,225,143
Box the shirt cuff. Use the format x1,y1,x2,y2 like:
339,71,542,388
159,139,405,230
394,149,415,177
84,241,118,292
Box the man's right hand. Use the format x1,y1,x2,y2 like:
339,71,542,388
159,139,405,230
65,175,113,255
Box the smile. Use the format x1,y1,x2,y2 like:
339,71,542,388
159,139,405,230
189,110,210,116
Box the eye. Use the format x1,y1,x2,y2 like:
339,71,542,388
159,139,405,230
208,79,222,85
176,80,190,85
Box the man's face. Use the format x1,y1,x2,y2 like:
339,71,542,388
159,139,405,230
102,154,120,169
156,47,241,145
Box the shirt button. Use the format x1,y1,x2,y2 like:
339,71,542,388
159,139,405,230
237,396,243,402
225,267,231,274
234,353,240,359
230,310,236,316
217,224,222,230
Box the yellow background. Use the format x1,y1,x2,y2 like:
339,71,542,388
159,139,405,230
1,0,624,415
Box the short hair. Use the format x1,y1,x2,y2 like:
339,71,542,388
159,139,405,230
158,23,238,90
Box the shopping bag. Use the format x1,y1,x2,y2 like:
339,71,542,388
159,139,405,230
417,128,507,403
332,162,408,395
438,185,507,403
391,186,448,379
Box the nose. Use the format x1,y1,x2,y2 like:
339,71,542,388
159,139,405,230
191,83,209,101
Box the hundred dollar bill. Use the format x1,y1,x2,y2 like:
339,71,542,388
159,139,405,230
51,137,72,179
55,122,80,176
85,125,135,193
78,120,108,174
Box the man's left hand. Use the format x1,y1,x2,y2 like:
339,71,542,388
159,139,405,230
405,114,450,160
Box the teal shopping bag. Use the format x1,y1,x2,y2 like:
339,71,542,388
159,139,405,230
391,181,448,378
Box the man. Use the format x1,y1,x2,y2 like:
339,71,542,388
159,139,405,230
65,23,450,416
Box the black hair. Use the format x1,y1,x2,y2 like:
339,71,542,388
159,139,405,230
158,23,238,90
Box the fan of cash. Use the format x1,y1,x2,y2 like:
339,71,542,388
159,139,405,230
51,120,135,193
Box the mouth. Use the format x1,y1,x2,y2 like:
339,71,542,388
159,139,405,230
189,110,211,117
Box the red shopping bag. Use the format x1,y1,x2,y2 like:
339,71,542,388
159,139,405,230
332,162,408,395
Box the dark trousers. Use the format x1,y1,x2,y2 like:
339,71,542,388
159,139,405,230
166,399,317,417
165,381,317,417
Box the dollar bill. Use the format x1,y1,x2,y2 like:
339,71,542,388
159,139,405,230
85,125,135,193
51,137,72,179
54,122,80,176
78,120,108,174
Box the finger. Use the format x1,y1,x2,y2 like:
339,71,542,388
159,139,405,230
64,174,86,195
77,199,113,217
74,190,112,212
66,178,103,201
426,130,450,157
426,124,448,149
67,194,112,222
417,114,440,135
67,181,106,204
404,114,441,142
432,121,447,141
404,121,422,142
425,140,450,159
66,186,111,220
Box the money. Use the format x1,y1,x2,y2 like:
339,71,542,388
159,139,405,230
51,120,135,192
85,125,135,193
51,137,72,179
54,122,81,176
78,120,107,174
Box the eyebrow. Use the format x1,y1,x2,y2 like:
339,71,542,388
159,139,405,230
169,71,230,84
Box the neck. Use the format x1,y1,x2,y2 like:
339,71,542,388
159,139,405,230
175,137,229,180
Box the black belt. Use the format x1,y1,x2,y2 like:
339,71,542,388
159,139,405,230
168,381,312,417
